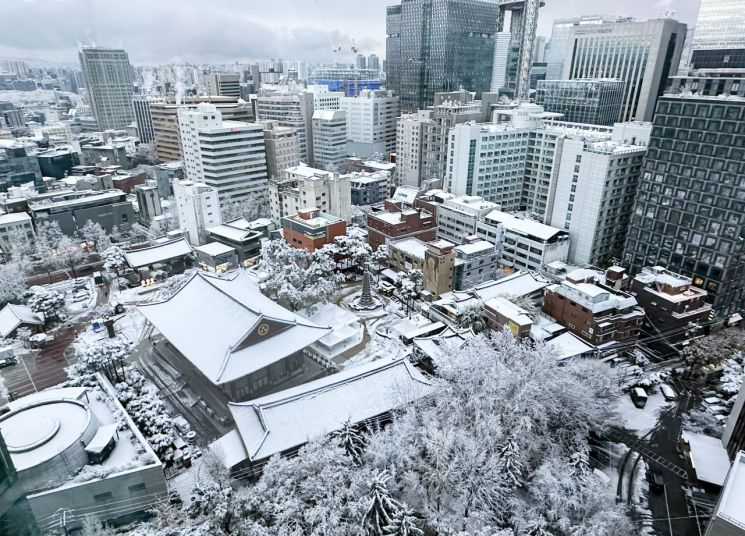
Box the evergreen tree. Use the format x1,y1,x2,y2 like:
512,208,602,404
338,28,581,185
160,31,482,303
333,420,366,463
363,470,401,536
383,508,423,536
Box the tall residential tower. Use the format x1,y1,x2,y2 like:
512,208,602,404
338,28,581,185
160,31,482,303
79,47,135,131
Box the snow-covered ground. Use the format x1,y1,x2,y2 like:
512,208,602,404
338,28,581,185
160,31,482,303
74,309,148,350
616,391,673,437
37,277,98,317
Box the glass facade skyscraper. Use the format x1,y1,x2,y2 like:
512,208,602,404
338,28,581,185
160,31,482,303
623,86,745,317
690,0,745,69
535,79,625,125
79,47,135,131
562,18,687,122
386,0,500,112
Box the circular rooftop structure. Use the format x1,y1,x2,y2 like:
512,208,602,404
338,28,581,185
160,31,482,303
0,397,99,491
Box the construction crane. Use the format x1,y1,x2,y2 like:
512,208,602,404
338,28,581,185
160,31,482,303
315,0,344,64
515,0,540,103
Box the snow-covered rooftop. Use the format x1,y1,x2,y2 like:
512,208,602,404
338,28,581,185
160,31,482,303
391,187,419,205
483,210,565,242
390,237,428,260
194,242,236,257
716,451,745,527
0,211,31,225
206,221,261,242
454,240,495,256
138,272,331,385
484,296,532,325
226,358,434,462
0,380,159,494
0,304,44,338
682,431,731,487
124,238,193,269
413,327,473,361
547,332,596,360
473,271,551,301
552,280,640,314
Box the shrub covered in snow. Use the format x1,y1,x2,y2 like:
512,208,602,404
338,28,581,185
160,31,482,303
28,286,65,321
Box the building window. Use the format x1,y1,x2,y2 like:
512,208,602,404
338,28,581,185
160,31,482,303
94,492,113,502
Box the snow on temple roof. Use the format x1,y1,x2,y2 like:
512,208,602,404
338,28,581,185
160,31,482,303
124,238,193,269
716,450,745,527
0,304,44,338
414,327,474,362
194,242,235,257
682,431,731,486
138,272,331,385
227,357,434,462
207,222,260,242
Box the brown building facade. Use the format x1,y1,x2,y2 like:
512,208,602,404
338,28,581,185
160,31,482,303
367,200,436,250
629,266,712,335
281,208,347,252
543,276,644,346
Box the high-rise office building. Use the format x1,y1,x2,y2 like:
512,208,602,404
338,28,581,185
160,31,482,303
206,73,241,98
547,132,647,266
151,96,254,163
367,54,380,72
78,47,135,131
255,89,315,163
312,110,348,171
561,18,687,122
544,16,627,81
623,82,745,317
356,55,367,70
0,431,39,536
490,32,512,93
178,103,268,208
689,0,745,69
535,79,625,125
262,121,300,180
340,89,399,158
396,90,485,187
385,0,500,111
132,96,158,143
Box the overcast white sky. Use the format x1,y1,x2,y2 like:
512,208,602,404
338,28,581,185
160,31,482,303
0,0,702,66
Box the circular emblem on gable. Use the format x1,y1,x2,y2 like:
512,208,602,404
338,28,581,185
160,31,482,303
258,324,269,336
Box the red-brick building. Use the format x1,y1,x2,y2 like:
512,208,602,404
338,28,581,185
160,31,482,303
543,272,645,346
281,208,347,252
366,200,436,250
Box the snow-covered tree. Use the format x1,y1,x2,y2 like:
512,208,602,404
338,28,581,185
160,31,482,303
221,192,270,222
362,332,623,532
333,420,366,464
13,327,31,348
384,508,423,536
371,244,389,271
395,269,422,314
0,262,26,308
77,220,111,252
363,470,401,535
502,294,539,316
352,205,373,227
685,328,745,376
56,234,87,278
80,515,116,536
260,239,339,312
102,245,127,276
28,286,65,323
33,220,65,282
74,338,132,382
332,233,372,271
4,226,34,269
457,300,488,334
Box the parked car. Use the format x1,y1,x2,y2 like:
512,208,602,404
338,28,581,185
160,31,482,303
168,490,183,506
0,357,17,369
660,384,677,402
631,387,648,408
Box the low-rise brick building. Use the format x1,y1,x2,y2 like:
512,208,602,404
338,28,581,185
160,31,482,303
629,266,711,334
282,208,347,252
543,272,644,345
366,200,436,250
